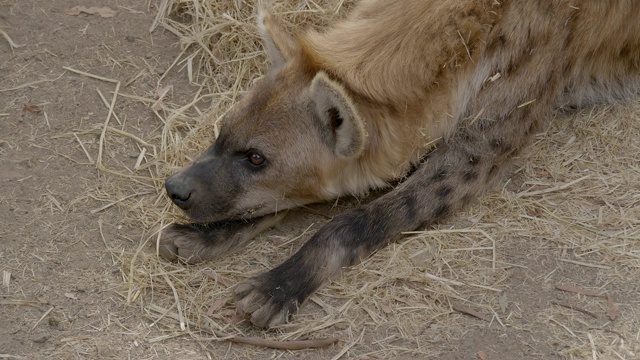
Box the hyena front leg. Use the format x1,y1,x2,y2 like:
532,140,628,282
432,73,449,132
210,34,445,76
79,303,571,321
158,212,286,264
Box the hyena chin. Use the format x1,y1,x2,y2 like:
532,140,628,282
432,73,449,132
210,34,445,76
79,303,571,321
161,0,640,328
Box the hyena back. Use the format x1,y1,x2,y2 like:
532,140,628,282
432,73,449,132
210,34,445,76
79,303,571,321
162,0,640,327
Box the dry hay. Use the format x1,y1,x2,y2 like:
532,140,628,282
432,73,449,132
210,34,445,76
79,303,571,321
87,0,640,358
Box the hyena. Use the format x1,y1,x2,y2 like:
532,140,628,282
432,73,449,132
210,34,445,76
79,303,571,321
161,0,640,328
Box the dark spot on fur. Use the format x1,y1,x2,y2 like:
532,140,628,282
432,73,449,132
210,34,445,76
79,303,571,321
506,61,518,75
402,195,419,223
463,171,478,183
340,209,389,253
433,203,450,219
490,137,512,155
343,209,372,242
460,129,477,143
436,186,452,199
477,118,497,131
619,44,634,58
430,167,448,182
488,164,499,177
468,155,480,165
487,34,506,53
490,137,503,150
525,121,536,135
461,194,474,204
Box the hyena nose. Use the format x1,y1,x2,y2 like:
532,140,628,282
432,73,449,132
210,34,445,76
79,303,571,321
165,174,194,210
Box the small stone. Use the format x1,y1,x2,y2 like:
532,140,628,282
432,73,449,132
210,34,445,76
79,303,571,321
48,316,60,328
125,35,135,42
32,333,49,343
18,158,33,168
97,344,115,357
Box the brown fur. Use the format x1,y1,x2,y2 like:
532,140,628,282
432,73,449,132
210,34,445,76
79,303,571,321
162,0,640,328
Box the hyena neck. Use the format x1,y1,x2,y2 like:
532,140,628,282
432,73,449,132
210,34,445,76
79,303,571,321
319,97,442,199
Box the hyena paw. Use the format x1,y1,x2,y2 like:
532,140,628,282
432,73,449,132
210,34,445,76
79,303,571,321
233,276,300,328
158,224,215,264
158,213,286,264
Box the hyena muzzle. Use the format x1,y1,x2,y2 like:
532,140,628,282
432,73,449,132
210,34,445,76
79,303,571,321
161,0,640,328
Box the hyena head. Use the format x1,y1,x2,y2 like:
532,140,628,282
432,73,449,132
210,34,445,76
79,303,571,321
165,10,367,223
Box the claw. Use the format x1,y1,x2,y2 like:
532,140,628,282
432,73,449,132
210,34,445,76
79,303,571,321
157,229,180,261
233,277,300,328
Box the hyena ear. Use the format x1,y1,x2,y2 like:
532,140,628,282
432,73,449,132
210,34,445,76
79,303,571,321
310,72,367,158
257,5,298,67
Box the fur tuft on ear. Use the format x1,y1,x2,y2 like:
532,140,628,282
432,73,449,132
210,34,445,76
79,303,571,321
310,72,367,158
257,4,299,67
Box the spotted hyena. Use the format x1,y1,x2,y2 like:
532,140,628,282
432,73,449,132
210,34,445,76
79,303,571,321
160,0,640,328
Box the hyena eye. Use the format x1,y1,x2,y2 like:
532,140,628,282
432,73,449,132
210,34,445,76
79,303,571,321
246,150,266,166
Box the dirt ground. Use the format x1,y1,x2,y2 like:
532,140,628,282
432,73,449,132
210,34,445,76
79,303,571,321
1,1,639,360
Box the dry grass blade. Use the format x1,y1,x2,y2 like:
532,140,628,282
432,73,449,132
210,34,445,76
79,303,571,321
150,0,173,32
73,133,94,164
63,66,119,83
162,272,186,331
30,307,54,331
550,301,599,319
146,303,337,350
207,328,339,350
0,28,25,50
558,258,612,270
331,328,365,360
555,284,601,297
606,295,617,321
0,300,48,307
96,81,120,169
517,174,590,197
0,74,64,93
451,303,492,322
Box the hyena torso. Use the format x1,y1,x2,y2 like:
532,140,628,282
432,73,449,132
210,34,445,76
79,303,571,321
161,0,640,327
